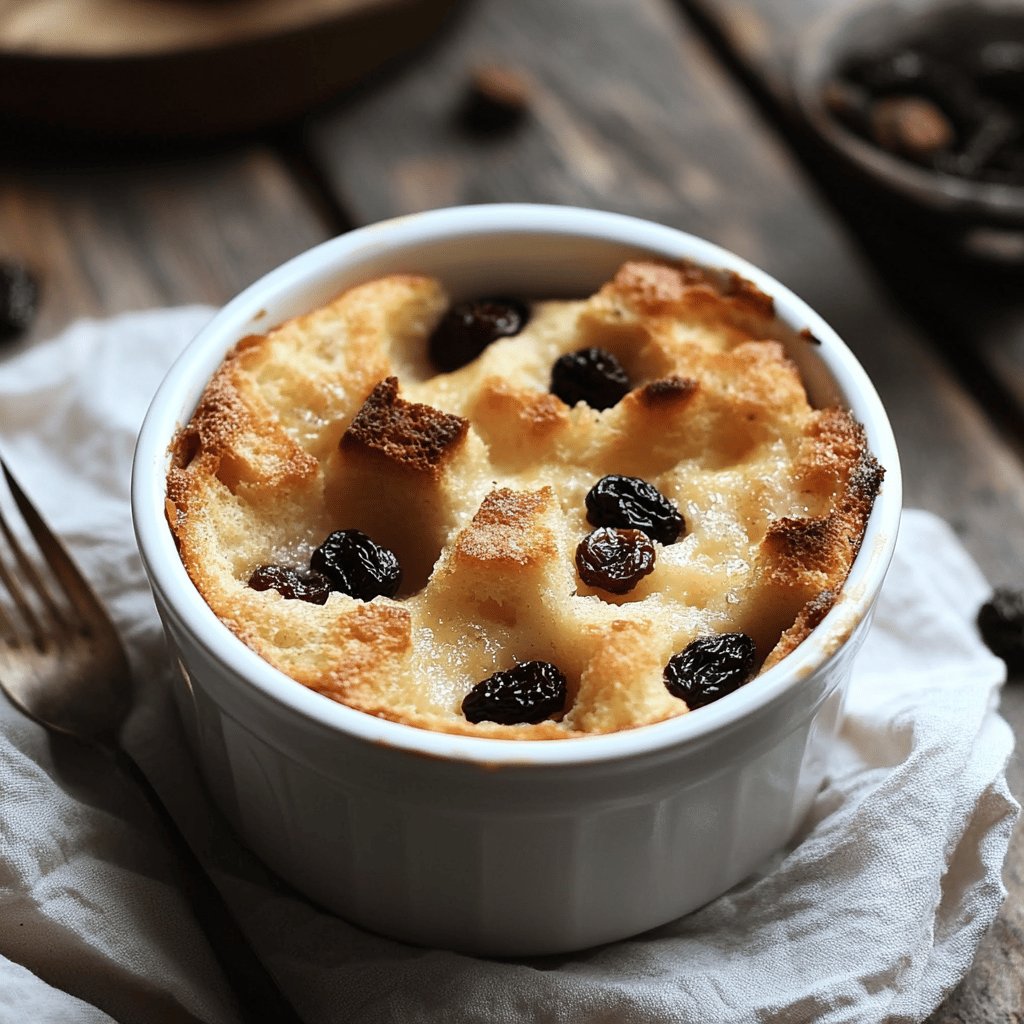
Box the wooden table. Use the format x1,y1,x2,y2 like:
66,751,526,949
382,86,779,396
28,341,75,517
1,0,1021,1018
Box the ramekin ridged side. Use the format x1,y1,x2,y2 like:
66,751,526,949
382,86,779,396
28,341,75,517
132,205,902,955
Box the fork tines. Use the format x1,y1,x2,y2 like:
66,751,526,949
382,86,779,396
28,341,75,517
0,459,92,647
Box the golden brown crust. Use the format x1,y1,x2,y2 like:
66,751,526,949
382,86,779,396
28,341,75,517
167,261,882,739
762,589,838,672
636,375,700,407
740,410,883,661
608,261,775,322
341,376,469,478
454,487,558,568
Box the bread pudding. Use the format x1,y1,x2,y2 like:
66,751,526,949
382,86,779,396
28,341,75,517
165,260,882,739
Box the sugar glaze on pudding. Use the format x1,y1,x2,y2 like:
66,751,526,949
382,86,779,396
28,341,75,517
166,261,882,739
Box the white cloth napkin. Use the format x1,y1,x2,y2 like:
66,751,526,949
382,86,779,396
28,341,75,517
0,308,1017,1024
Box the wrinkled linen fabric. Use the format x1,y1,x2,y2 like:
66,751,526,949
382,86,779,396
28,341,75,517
0,308,1017,1024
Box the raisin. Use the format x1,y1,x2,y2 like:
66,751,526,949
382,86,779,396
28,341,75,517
977,587,1024,676
846,48,979,125
550,347,631,410
459,64,531,135
310,530,402,600
585,474,684,545
462,660,567,725
0,260,40,340
576,527,655,594
248,564,331,605
664,633,756,709
869,95,955,161
428,298,529,372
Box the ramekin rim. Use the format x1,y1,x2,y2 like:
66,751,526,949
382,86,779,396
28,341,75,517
131,203,902,769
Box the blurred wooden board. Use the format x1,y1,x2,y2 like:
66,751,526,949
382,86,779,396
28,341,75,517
0,0,458,137
0,146,330,354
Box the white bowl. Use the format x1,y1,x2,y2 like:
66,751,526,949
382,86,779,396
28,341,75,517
132,204,902,956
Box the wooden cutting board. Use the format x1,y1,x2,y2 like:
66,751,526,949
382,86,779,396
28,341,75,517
0,0,459,138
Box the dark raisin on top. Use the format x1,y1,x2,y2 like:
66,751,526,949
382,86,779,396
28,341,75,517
248,564,331,606
310,529,402,601
585,474,684,545
427,297,529,372
461,660,567,725
663,633,756,709
576,527,655,595
459,64,531,135
0,260,40,340
977,587,1024,675
550,347,631,410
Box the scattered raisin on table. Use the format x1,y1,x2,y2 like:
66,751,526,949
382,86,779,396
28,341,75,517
585,474,684,545
977,587,1024,676
550,347,631,410
459,64,531,135
462,661,567,725
310,530,402,600
247,565,331,606
663,633,756,709
428,298,529,372
0,260,40,340
576,527,655,594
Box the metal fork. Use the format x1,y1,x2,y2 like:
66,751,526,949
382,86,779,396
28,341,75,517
0,458,304,1024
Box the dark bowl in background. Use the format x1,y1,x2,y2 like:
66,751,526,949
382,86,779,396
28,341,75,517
794,0,1024,261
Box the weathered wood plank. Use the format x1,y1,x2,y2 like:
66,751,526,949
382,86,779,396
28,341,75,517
0,145,329,356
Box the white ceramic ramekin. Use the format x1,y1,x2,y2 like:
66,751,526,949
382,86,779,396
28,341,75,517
132,205,902,956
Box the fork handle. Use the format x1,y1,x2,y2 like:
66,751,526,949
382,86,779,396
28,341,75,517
113,750,306,1024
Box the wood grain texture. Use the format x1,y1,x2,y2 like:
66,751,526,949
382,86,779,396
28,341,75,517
0,146,329,356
